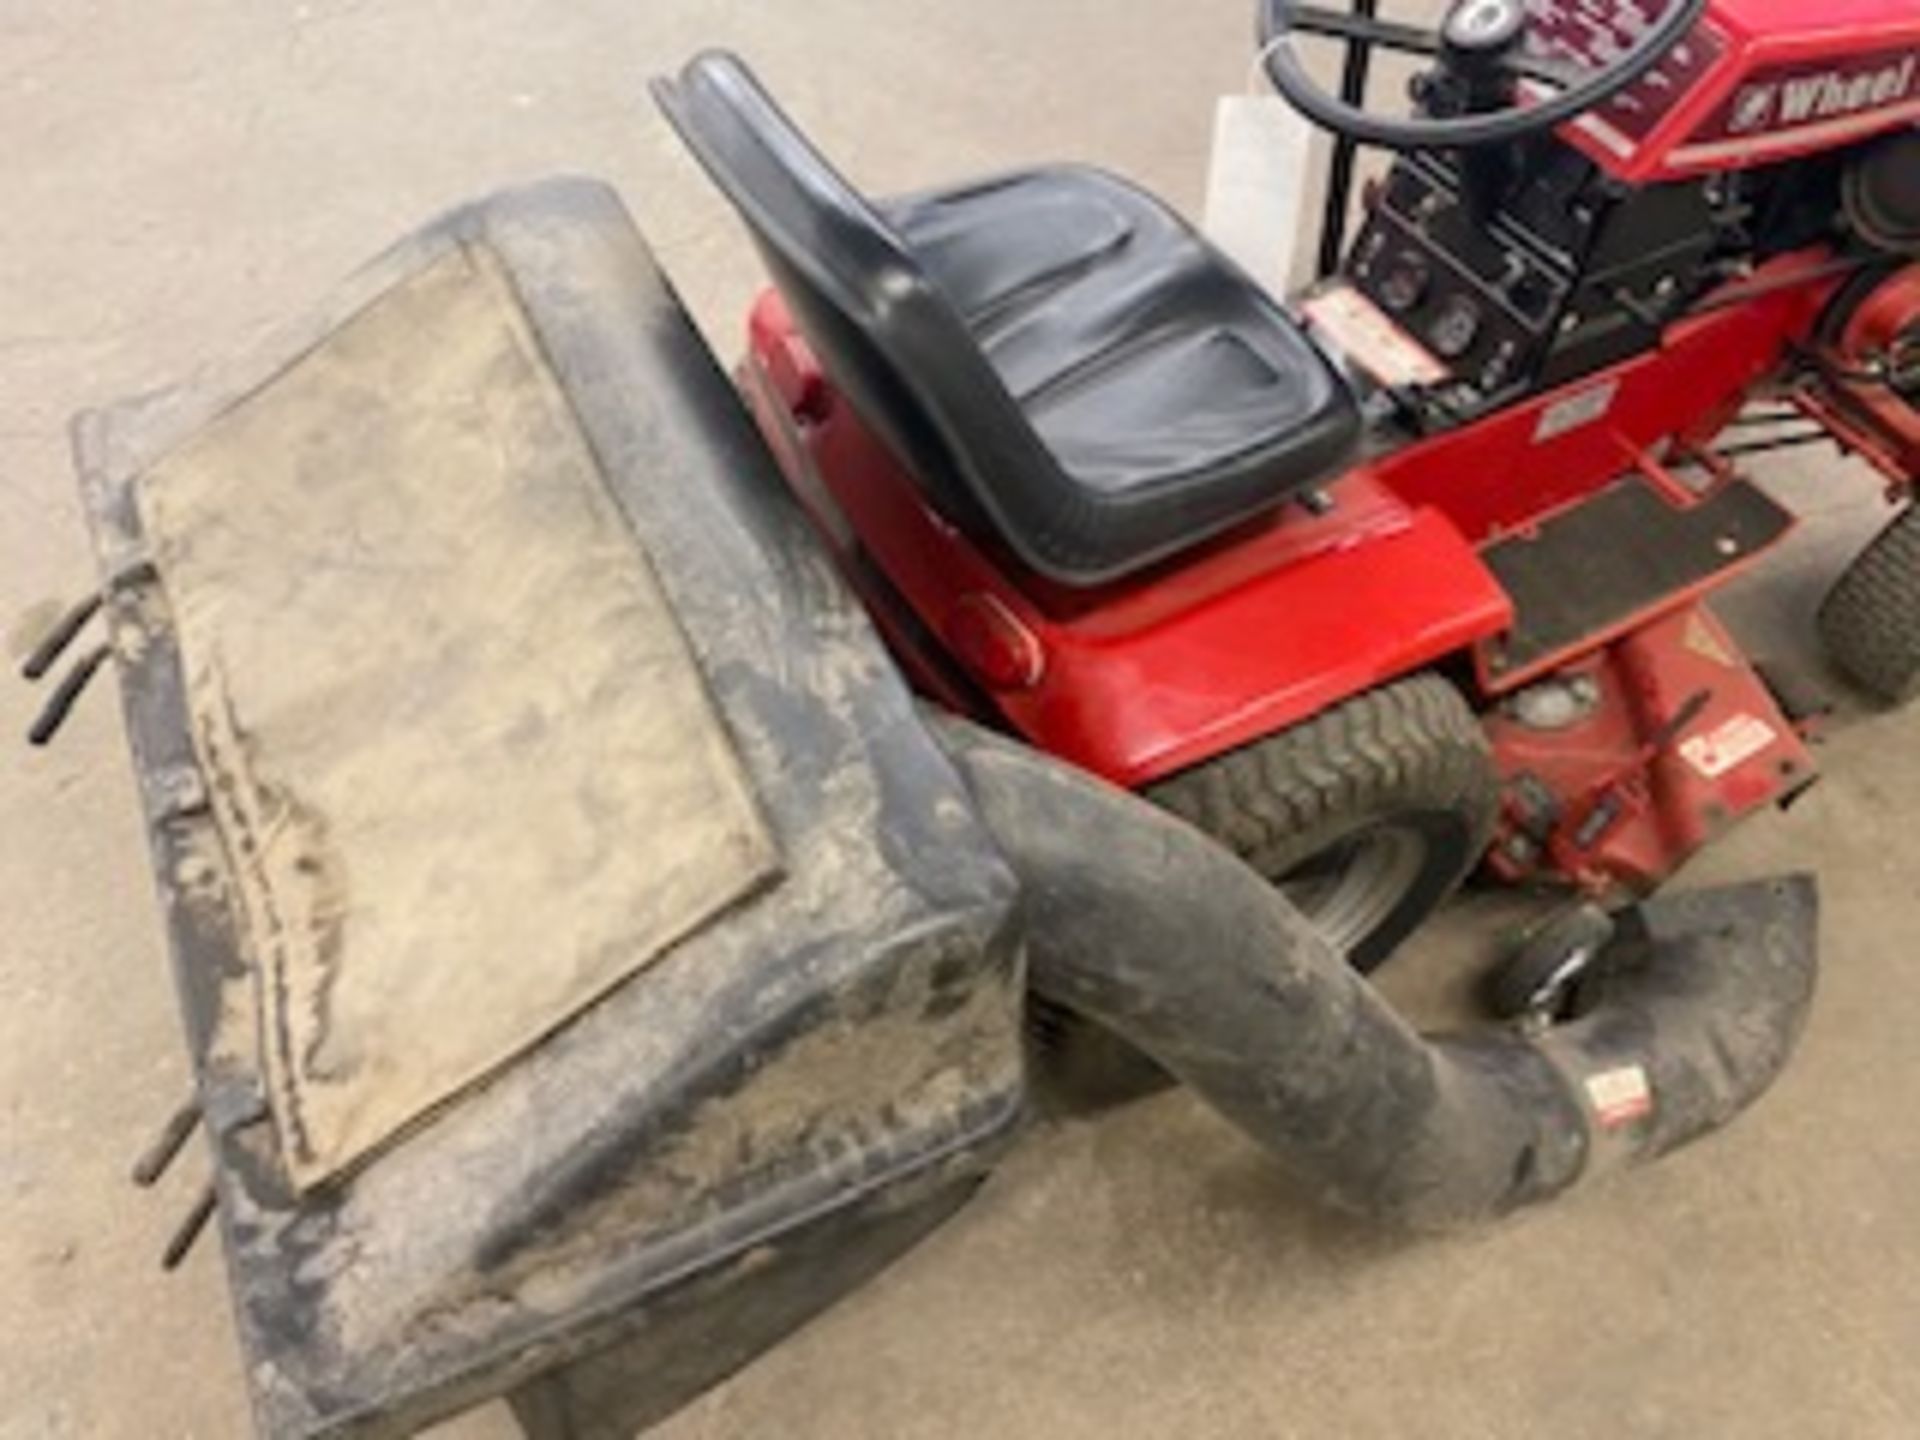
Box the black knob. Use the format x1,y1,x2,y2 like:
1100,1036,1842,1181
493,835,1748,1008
1442,0,1528,56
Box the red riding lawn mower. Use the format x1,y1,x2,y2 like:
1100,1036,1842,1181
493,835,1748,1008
679,0,1920,987
30,1,1918,1435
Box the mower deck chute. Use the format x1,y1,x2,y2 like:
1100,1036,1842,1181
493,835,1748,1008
940,719,1818,1229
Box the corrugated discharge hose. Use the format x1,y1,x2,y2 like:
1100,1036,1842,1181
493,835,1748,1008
936,720,1819,1229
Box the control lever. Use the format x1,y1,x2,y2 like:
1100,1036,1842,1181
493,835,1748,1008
1568,688,1713,852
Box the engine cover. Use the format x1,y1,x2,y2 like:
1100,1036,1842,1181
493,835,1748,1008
1524,0,1920,182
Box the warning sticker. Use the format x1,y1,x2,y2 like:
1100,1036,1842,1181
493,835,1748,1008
1533,379,1619,444
1682,612,1735,669
1680,713,1779,780
1301,285,1449,389
1585,1065,1654,1129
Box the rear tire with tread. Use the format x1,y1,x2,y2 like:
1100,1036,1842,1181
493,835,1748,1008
1147,672,1498,971
1820,504,1920,705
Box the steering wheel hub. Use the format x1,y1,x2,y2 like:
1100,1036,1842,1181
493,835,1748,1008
1441,0,1527,57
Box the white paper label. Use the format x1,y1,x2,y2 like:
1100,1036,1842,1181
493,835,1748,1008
1680,713,1779,779
1302,285,1449,389
1585,1065,1654,1128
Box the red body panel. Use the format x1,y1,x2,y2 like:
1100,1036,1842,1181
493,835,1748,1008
1540,0,1920,182
1484,605,1815,892
743,297,1510,786
743,254,1836,789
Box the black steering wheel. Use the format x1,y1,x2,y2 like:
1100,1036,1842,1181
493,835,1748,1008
1258,0,1708,150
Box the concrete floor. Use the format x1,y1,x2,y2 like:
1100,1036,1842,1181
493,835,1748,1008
4,3,1918,1437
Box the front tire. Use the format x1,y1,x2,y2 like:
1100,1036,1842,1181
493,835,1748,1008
1029,674,1498,1109
1820,503,1920,705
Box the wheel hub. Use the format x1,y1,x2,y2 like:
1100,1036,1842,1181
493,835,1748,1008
1282,825,1431,957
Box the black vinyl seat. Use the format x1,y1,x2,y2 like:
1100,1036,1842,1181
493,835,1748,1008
654,51,1360,586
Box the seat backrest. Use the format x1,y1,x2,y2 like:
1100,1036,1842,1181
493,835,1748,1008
653,52,1070,566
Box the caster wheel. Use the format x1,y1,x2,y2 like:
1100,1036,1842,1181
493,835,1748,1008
1485,902,1620,1023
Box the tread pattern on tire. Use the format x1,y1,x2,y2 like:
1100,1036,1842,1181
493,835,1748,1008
1145,673,1498,887
1820,504,1920,705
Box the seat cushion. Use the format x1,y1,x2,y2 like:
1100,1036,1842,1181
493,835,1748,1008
886,168,1358,505
658,50,1355,583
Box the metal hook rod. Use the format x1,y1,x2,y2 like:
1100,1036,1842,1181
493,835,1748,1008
161,1182,218,1272
27,643,111,747
131,1099,203,1189
20,591,103,682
